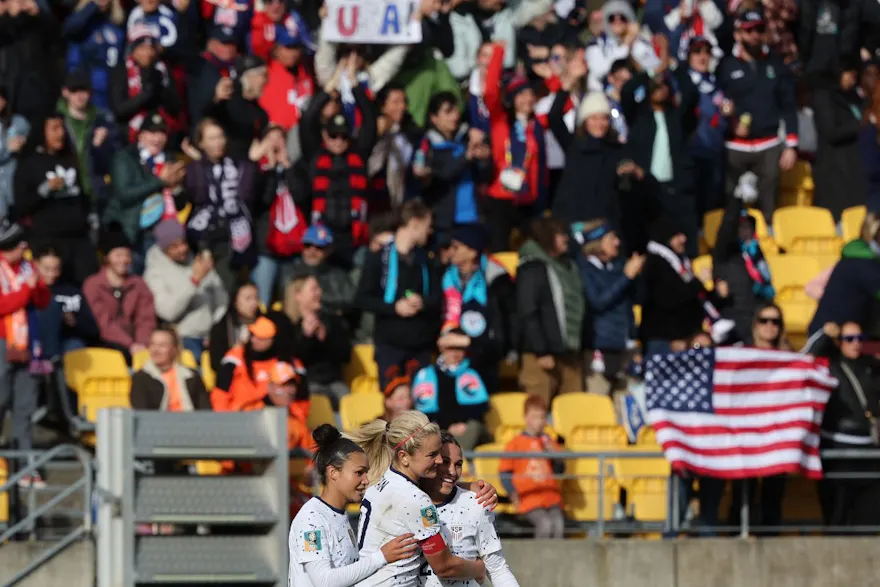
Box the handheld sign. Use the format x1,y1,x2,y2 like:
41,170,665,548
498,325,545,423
321,0,422,45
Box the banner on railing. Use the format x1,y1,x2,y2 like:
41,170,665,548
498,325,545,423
321,0,422,44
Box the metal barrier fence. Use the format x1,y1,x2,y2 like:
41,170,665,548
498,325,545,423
458,448,880,539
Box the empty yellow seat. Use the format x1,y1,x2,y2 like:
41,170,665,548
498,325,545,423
471,444,514,514
778,160,814,207
563,446,620,523
307,394,336,430
636,426,658,446
767,255,821,335
612,457,671,522
552,394,627,446
344,344,378,385
491,252,519,277
485,392,526,443
351,375,380,395
132,348,198,371
772,206,842,253
842,205,867,243
692,254,713,290
339,391,384,432
64,348,128,392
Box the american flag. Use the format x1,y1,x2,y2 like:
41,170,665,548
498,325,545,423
645,347,837,479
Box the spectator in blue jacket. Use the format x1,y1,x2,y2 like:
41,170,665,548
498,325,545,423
574,219,644,391
676,36,732,218
62,0,126,110
0,88,29,221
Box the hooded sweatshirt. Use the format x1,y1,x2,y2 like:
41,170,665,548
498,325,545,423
585,0,661,92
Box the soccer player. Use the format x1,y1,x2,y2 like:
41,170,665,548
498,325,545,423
419,432,520,587
347,411,492,587
289,424,417,587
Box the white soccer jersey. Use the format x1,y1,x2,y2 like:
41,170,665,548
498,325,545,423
289,497,360,587
355,468,441,587
419,488,503,587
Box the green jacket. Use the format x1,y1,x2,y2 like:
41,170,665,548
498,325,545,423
841,239,878,260
103,145,164,243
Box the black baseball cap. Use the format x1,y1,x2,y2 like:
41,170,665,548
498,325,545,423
64,70,92,92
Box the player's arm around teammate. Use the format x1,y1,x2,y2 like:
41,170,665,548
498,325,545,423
289,425,418,587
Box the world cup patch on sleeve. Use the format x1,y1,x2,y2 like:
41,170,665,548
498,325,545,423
303,529,322,552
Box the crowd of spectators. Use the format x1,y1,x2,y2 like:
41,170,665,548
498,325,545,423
2,0,880,535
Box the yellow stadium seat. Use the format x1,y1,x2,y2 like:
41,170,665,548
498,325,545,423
484,392,526,443
842,205,867,243
767,255,821,335
772,206,842,253
308,394,336,430
351,375,380,395
692,255,713,290
64,348,128,393
79,377,133,422
702,209,724,249
132,349,198,372
491,252,519,277
703,208,776,254
201,351,216,391
636,426,658,446
339,391,384,432
778,160,814,208
471,444,515,515
563,446,620,523
0,459,7,525
344,344,378,385
633,304,641,327
612,457,671,522
552,394,627,446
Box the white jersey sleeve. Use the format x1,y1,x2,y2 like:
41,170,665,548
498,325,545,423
475,506,503,558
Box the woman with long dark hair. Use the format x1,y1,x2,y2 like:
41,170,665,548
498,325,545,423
14,112,97,285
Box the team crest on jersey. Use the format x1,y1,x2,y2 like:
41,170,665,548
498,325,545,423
421,506,439,527
303,530,322,552
451,524,463,543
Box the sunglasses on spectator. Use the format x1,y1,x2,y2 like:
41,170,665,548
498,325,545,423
756,316,782,326
609,13,628,23
840,334,866,343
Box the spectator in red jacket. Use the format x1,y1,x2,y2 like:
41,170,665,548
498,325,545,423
249,3,312,62
259,26,315,131
483,42,548,252
83,225,157,364
0,221,51,485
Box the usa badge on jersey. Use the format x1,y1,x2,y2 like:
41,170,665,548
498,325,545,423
303,530,323,552
420,506,439,527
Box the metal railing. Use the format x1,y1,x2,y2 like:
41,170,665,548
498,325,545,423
457,448,880,539
0,444,93,587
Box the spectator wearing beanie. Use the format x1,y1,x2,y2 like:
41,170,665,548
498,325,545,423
187,26,240,128
442,224,517,392
62,0,126,110
413,329,489,452
517,217,585,403
108,23,183,144
144,219,227,362
574,220,644,392
641,216,730,355
414,92,491,242
105,112,186,275
0,221,51,484
83,226,157,363
550,76,647,253
14,111,98,286
484,42,548,253
58,71,120,216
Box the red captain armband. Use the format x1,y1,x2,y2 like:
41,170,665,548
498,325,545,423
420,533,446,555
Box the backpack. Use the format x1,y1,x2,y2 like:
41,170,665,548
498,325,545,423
266,181,306,256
